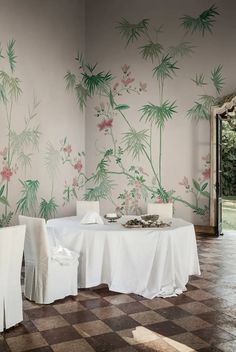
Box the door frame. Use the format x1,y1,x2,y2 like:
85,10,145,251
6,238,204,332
210,94,236,229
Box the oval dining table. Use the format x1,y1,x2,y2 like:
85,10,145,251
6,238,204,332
47,216,200,299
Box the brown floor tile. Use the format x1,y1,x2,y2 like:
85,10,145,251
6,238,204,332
3,321,37,338
80,298,110,309
147,321,186,337
164,295,194,305
26,307,59,320
135,338,178,352
184,289,216,301
173,316,212,331
74,320,112,337
41,326,81,345
6,333,48,352
51,338,95,352
92,306,125,320
32,316,69,332
179,301,214,315
53,301,85,315
76,290,100,301
25,347,53,352
62,310,98,325
156,306,191,320
130,310,166,326
104,315,139,331
194,326,235,345
86,332,128,351
117,302,149,315
141,298,173,310
171,332,209,350
112,347,137,352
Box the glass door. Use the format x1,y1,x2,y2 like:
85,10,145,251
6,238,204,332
216,114,223,236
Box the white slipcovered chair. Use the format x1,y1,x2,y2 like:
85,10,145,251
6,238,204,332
0,225,26,332
76,200,100,217
19,215,79,304
147,203,173,218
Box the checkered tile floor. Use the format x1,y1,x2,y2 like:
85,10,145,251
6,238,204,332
1,233,236,352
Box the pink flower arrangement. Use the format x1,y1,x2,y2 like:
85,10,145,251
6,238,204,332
63,144,72,155
0,166,13,182
97,119,113,131
202,168,210,180
73,160,83,172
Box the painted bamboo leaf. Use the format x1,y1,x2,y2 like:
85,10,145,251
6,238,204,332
93,158,109,184
122,128,149,160
0,82,7,103
16,179,39,215
140,101,177,128
82,71,113,96
10,126,41,155
7,39,17,73
65,71,76,90
153,55,179,81
180,4,219,36
45,143,61,180
139,41,163,62
17,152,32,172
0,44,4,59
191,73,207,87
75,51,85,69
109,90,115,108
199,95,216,109
114,104,130,111
201,190,210,198
187,101,209,120
201,182,208,191
117,18,149,46
75,83,88,111
85,178,114,200
211,64,224,94
39,197,58,220
0,212,13,227
168,42,195,58
0,185,9,206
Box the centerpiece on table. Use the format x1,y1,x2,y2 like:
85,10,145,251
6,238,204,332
123,214,171,228
104,213,121,222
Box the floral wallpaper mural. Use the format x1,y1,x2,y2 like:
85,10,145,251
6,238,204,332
65,4,225,222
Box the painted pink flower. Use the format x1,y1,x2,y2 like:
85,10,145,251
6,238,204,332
179,176,189,188
139,82,147,92
72,177,78,187
73,160,83,172
0,166,13,182
97,119,113,131
202,168,210,180
63,144,72,155
121,77,135,87
121,64,130,74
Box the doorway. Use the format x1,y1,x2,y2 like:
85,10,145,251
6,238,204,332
210,95,236,235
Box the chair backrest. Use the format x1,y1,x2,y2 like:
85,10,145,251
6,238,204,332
76,201,100,217
0,225,25,331
18,215,49,263
147,203,173,218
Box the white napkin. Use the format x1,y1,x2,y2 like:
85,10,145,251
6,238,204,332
80,211,104,225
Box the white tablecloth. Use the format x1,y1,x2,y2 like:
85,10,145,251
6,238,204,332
47,217,200,299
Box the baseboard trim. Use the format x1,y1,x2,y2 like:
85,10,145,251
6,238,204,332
194,225,216,236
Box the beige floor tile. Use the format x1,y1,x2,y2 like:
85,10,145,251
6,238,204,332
74,320,112,337
104,294,135,305
118,326,161,345
185,289,216,301
135,338,178,351
92,306,125,319
179,301,214,315
141,298,173,310
23,300,43,310
51,338,95,352
32,315,69,331
171,332,209,350
6,332,48,352
130,310,166,326
53,301,85,314
174,316,212,331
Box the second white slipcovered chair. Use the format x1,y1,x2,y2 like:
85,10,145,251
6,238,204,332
76,200,100,217
147,203,173,218
19,215,79,304
0,225,25,332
